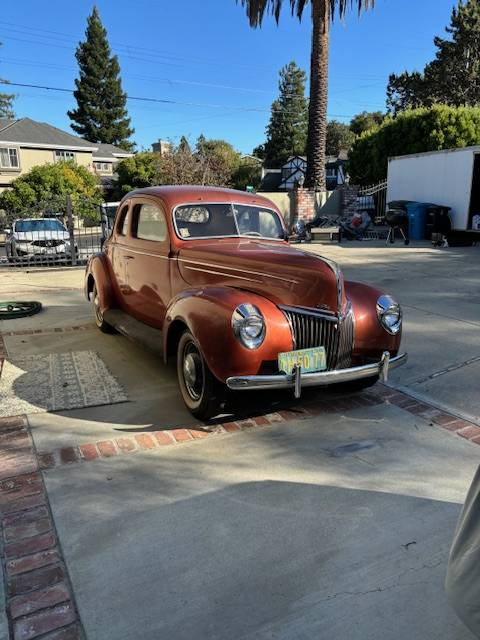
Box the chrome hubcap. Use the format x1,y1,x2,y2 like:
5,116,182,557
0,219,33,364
182,344,203,401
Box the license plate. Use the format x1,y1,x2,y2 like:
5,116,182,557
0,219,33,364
278,346,327,374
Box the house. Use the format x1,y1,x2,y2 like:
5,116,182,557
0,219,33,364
0,117,133,193
260,152,347,192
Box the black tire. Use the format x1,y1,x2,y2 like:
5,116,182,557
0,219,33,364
332,375,379,393
177,331,224,420
92,283,114,333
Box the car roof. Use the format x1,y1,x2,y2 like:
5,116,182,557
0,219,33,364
123,186,277,210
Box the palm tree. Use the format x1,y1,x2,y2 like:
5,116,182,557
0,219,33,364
238,0,374,190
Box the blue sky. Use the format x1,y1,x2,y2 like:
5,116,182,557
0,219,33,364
0,0,458,153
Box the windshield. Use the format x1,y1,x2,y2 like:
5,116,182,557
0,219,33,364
14,219,66,232
174,203,284,240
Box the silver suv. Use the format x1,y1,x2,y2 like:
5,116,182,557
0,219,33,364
5,217,78,262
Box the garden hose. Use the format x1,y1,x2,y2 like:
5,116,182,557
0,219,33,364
0,301,42,320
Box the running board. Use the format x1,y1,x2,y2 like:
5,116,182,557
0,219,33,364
104,309,163,356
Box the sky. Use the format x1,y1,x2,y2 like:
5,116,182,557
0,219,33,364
0,0,459,153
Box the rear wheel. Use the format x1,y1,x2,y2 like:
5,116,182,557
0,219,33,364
177,331,224,420
92,283,114,333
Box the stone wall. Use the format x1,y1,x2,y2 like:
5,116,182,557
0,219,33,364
295,187,317,223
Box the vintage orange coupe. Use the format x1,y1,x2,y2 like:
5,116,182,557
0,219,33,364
85,186,407,418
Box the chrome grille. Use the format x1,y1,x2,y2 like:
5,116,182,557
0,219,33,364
31,239,64,247
280,305,354,370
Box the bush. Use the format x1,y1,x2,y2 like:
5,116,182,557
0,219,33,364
0,161,102,218
347,105,480,185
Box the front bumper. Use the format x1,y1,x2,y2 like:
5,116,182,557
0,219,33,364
226,351,407,394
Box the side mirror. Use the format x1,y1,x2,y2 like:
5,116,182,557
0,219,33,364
4,228,11,234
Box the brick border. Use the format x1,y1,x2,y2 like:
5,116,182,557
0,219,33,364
2,324,93,338
0,416,85,639
35,385,480,471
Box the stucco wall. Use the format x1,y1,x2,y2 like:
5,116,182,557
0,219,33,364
0,148,94,190
260,189,341,225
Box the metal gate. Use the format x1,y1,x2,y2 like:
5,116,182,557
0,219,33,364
358,180,388,224
0,195,107,268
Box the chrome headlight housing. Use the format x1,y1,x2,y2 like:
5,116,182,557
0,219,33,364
232,303,266,349
376,295,402,335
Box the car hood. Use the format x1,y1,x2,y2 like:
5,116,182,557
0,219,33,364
177,239,344,313
13,231,69,241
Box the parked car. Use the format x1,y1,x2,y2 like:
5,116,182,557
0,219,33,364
85,186,407,419
5,217,78,262
446,465,480,638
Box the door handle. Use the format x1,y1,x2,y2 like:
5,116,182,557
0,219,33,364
124,255,135,260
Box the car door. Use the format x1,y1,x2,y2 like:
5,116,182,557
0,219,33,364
109,201,132,308
122,197,171,327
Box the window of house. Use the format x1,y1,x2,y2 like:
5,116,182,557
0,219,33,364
55,150,76,162
94,161,112,173
326,167,337,178
0,147,19,169
133,204,167,242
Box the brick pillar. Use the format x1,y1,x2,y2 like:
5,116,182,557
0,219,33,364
294,187,316,223
339,184,359,218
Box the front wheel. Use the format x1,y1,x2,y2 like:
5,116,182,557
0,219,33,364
177,331,224,420
92,283,114,333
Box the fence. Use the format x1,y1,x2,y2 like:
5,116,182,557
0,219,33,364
0,195,108,268
358,180,388,224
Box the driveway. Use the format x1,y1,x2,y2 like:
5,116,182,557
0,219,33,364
0,244,479,640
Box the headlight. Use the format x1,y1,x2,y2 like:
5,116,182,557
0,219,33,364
376,295,402,335
232,303,266,349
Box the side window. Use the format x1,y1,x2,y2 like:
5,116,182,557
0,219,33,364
117,204,130,236
133,203,167,242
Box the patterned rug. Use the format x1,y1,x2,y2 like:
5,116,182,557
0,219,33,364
0,350,128,418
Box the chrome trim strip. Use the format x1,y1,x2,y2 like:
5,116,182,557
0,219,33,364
184,265,261,283
178,258,298,285
226,352,407,391
278,304,337,321
319,256,343,312
116,247,170,259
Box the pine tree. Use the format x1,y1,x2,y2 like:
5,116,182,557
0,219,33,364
263,62,308,168
387,0,480,114
68,7,133,149
0,43,15,118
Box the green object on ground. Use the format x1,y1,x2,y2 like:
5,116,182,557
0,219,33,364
0,301,42,319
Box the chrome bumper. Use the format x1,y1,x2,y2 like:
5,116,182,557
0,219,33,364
226,351,407,395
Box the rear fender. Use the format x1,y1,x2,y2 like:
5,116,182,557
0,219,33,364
85,254,115,315
345,280,402,359
163,287,293,383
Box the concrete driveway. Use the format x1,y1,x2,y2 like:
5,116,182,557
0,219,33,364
0,243,479,640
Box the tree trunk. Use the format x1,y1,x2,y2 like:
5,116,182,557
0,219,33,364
305,0,329,191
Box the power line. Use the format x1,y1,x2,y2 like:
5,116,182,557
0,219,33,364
0,80,357,119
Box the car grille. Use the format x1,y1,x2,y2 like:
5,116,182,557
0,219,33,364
280,305,355,370
31,240,64,247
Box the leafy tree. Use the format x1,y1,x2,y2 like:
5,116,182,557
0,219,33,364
196,136,241,185
112,152,160,198
0,162,102,218
326,120,355,155
387,1,480,115
113,137,245,194
231,158,262,190
0,43,15,118
68,7,133,149
263,61,308,167
238,0,375,190
349,110,384,136
348,104,480,184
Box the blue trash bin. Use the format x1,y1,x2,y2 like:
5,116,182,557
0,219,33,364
405,202,436,241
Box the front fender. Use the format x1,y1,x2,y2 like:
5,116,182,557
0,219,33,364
345,280,402,359
84,253,116,315
164,287,293,383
